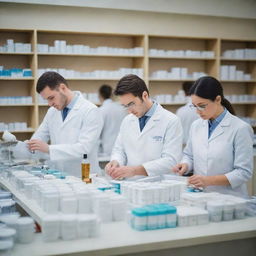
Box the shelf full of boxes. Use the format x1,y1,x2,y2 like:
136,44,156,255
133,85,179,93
0,29,256,141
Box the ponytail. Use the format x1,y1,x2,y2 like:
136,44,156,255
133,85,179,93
221,98,235,115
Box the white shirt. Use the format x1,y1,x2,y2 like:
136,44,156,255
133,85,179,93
32,91,103,177
111,104,183,178
99,99,126,156
182,111,253,198
176,98,199,144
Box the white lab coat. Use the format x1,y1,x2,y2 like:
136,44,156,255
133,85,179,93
111,104,183,177
182,111,253,198
99,99,126,156
176,100,199,144
32,91,103,177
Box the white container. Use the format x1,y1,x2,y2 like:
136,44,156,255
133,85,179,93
207,201,223,222
60,194,78,214
234,201,246,219
76,215,91,238
16,217,34,243
60,215,77,240
111,196,126,221
0,228,16,241
42,192,59,214
93,195,112,223
41,216,60,242
76,190,92,214
0,240,14,256
223,201,235,221
0,214,19,240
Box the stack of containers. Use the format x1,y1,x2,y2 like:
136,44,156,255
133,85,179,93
120,180,186,207
176,206,209,227
129,204,177,231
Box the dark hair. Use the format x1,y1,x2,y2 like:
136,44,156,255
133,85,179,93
182,81,194,96
36,71,68,93
99,84,112,99
114,74,149,99
190,76,235,115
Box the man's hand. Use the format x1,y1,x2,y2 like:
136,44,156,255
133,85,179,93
108,166,136,180
26,139,49,153
105,160,120,176
188,175,209,188
172,163,188,176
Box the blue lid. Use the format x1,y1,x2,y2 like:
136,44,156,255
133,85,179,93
145,205,159,216
132,208,148,217
165,205,177,214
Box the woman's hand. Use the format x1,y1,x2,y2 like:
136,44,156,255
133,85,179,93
172,163,188,176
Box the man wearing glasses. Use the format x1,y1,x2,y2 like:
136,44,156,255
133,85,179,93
105,74,183,180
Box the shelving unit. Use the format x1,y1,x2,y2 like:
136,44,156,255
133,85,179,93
0,29,255,140
220,39,256,123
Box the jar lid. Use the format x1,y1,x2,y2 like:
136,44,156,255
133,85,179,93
132,208,148,217
0,191,12,199
0,240,13,250
17,217,34,226
0,227,16,238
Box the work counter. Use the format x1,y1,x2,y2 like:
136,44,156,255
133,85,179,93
1,177,256,256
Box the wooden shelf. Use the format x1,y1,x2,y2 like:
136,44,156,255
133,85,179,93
38,53,143,58
158,103,186,106
0,77,34,80
220,80,256,83
0,130,35,133
0,29,255,140
0,104,34,107
149,78,197,82
221,58,256,62
231,102,256,105
65,77,122,81
0,52,34,55
149,56,216,60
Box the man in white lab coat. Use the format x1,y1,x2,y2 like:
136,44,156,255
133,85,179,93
105,74,183,180
176,81,199,145
98,84,126,156
27,71,103,177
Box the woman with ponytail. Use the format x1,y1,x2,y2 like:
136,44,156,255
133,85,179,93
172,76,253,198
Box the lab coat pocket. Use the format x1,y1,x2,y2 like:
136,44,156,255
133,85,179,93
149,135,163,157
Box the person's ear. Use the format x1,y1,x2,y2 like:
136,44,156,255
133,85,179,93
59,83,66,91
142,91,148,100
215,95,221,104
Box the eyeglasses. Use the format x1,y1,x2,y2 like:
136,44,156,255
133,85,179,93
189,104,208,112
122,101,136,109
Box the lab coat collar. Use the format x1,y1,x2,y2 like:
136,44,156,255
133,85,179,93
208,110,231,142
102,99,113,106
61,91,84,125
138,104,162,138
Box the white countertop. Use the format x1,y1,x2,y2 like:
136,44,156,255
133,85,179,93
10,217,256,256
1,177,256,256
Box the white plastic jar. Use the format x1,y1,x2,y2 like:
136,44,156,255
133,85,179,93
234,200,246,219
60,215,77,240
165,205,177,228
76,190,92,214
111,195,126,221
0,227,16,242
223,201,235,221
16,217,34,243
207,201,223,222
145,206,158,230
41,191,59,214
42,215,60,242
131,208,147,231
60,193,78,214
0,240,14,256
